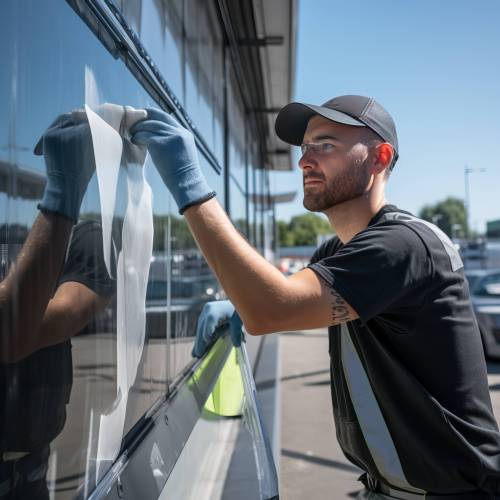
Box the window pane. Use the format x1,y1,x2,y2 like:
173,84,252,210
230,179,247,235
120,0,184,102
228,66,247,234
2,3,229,500
117,0,224,164
0,0,188,495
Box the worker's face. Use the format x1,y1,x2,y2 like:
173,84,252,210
299,116,374,212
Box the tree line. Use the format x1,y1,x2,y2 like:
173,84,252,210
276,197,469,247
80,196,469,251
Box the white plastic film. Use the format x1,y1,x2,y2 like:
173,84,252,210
237,344,279,499
85,68,153,482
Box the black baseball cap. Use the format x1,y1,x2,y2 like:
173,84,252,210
275,94,399,164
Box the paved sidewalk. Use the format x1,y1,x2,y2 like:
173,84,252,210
279,329,362,500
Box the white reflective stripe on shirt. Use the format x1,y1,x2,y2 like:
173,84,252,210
340,325,426,494
383,212,463,272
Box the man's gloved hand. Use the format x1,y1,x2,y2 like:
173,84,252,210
192,300,244,359
130,108,216,214
34,110,96,223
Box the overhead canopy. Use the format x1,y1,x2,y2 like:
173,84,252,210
223,0,297,172
0,161,45,200
252,0,297,171
251,191,296,207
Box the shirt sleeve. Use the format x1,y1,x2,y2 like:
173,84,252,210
308,222,432,323
58,220,116,297
309,236,341,265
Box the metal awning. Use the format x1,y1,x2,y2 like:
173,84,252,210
0,161,45,200
252,0,297,171
251,191,296,206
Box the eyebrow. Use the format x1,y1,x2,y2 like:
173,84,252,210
308,134,342,143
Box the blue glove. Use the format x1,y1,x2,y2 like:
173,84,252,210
34,110,96,223
192,300,244,358
130,108,216,214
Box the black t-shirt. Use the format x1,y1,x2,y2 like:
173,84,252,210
0,220,115,451
309,205,500,494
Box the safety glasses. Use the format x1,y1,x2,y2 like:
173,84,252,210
300,142,335,156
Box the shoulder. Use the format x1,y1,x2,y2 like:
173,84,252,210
347,219,430,259
369,211,463,272
59,220,115,296
70,219,105,248
310,235,342,265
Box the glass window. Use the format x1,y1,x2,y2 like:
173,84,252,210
212,39,225,164
0,1,223,497
184,0,224,161
120,0,184,102
228,68,248,235
247,147,260,248
230,179,248,236
118,0,224,164
253,168,264,251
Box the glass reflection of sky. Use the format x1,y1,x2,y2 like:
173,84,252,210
1,0,225,226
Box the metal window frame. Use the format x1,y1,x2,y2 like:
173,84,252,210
66,0,222,175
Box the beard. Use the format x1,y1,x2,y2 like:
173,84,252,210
302,157,370,212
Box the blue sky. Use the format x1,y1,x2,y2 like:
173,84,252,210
272,0,500,233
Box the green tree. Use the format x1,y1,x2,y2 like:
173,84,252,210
277,220,294,247
278,213,334,246
151,215,195,251
419,197,467,238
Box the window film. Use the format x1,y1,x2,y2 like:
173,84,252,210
84,72,154,480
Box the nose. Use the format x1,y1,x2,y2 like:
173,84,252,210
298,150,316,171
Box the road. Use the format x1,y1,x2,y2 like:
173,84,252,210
279,328,500,500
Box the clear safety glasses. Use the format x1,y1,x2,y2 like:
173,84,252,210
299,142,336,155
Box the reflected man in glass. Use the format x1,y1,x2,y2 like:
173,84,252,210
0,111,114,499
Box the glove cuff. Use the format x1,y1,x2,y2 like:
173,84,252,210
38,177,80,223
179,191,217,215
175,172,216,214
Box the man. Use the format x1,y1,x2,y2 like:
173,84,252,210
0,220,115,499
131,96,500,498
1,104,145,361
0,110,97,361
0,110,115,498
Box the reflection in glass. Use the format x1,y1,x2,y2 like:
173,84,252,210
0,0,172,495
228,68,248,236
0,0,267,496
169,214,223,383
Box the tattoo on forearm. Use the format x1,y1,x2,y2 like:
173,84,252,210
330,289,351,324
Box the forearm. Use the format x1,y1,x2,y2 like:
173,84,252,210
184,198,303,333
0,212,72,360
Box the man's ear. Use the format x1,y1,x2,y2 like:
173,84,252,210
372,143,394,175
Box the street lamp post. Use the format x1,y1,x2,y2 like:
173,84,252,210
464,166,486,240
452,223,463,241
432,214,443,228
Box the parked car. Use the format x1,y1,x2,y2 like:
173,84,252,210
461,239,487,261
465,269,500,359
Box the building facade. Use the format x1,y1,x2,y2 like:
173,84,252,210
1,0,295,498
